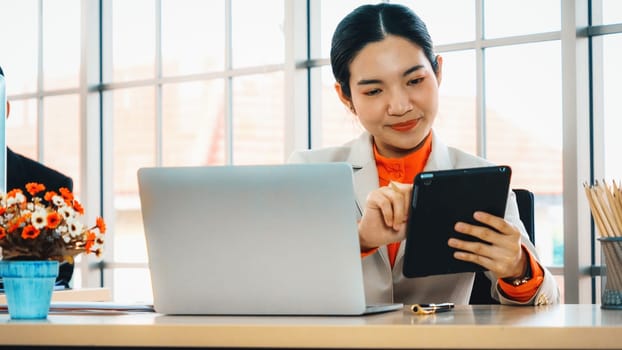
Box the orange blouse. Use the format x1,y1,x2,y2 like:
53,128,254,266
373,134,432,267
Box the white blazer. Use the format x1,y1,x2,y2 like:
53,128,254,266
289,131,560,305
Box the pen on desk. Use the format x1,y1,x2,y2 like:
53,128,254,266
411,302,455,315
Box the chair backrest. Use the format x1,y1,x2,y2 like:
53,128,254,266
513,188,535,244
469,188,535,304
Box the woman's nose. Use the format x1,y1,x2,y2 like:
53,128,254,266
387,89,413,116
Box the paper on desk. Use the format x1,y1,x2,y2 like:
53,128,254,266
0,301,155,314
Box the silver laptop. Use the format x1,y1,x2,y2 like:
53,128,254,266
137,162,402,315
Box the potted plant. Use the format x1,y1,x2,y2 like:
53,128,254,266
0,182,106,319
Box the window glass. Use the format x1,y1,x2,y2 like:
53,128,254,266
317,66,364,148
232,72,285,164
485,41,563,266
162,80,226,166
110,87,155,269
6,99,37,160
600,0,622,25
162,0,225,76
318,0,370,59
232,0,284,68
113,268,152,303
0,0,38,94
393,0,475,45
603,34,622,179
43,0,81,90
111,0,155,82
43,94,81,196
484,0,560,39
434,50,476,154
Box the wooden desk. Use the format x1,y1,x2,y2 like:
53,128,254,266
0,304,620,349
0,287,111,304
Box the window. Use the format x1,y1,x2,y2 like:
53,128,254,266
600,33,622,179
484,0,560,38
395,0,475,45
3,0,620,304
485,42,563,266
434,50,477,154
104,0,286,302
161,0,225,76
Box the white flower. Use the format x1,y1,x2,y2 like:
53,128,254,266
6,197,17,206
31,209,48,230
58,206,75,222
52,195,65,207
14,192,26,204
27,202,34,211
68,221,83,237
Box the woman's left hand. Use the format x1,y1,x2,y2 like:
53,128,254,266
448,211,527,280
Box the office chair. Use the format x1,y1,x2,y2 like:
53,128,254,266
468,188,535,304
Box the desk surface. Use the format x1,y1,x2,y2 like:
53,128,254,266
0,304,621,349
0,287,111,304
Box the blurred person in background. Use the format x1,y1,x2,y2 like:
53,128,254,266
0,65,74,288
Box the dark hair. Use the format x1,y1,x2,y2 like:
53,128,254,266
0,65,4,77
330,3,437,100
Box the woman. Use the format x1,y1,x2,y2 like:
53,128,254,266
289,3,559,305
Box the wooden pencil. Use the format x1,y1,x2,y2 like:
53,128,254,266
602,181,622,235
584,182,622,294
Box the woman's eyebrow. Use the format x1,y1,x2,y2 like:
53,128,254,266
356,65,425,86
356,78,382,86
403,64,425,76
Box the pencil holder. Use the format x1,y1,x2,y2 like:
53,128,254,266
599,237,622,309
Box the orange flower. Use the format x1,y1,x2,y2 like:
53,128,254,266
21,225,40,239
73,200,85,215
7,189,22,198
8,222,20,233
84,231,96,251
25,182,46,196
59,187,73,202
44,191,57,202
96,217,107,234
0,184,105,261
46,212,62,229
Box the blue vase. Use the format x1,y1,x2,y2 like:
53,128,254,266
0,260,59,319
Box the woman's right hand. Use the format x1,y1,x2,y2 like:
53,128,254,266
358,181,412,251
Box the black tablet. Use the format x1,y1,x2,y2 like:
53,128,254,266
402,165,512,278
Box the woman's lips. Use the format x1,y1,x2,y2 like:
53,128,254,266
390,119,419,132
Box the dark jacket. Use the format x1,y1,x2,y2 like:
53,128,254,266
4,147,75,288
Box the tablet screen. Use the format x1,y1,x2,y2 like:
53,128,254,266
402,165,511,278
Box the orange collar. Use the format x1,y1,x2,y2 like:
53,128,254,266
373,133,432,186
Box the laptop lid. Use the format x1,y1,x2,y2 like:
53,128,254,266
138,163,399,315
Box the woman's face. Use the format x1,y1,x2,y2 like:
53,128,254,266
336,35,442,158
